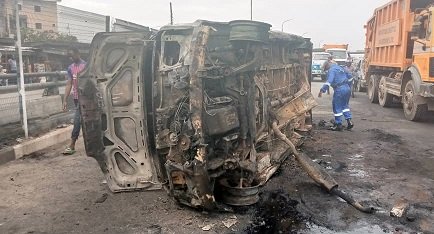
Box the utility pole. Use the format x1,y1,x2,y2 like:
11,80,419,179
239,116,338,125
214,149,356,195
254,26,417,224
170,2,173,25
15,0,28,138
105,16,111,32
250,0,253,20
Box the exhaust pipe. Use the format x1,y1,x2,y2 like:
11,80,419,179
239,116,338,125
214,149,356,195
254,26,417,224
271,121,374,213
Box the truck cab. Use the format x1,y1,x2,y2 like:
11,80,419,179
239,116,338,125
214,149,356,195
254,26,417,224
325,48,351,66
311,52,330,81
411,5,434,84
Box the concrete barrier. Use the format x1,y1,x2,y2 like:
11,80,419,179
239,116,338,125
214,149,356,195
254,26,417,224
0,125,73,165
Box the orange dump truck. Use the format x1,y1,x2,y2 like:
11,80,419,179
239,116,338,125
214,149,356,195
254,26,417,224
322,44,349,50
365,0,434,121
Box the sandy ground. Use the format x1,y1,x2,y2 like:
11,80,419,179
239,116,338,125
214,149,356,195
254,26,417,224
0,81,433,234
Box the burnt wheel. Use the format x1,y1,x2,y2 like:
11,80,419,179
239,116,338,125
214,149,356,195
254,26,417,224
378,76,393,107
368,75,379,103
403,80,427,121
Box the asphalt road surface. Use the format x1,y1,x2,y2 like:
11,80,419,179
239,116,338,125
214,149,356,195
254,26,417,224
0,81,433,234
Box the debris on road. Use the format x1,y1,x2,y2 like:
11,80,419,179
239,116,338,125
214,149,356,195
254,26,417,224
94,193,108,203
390,198,409,218
201,224,214,231
222,215,238,228
146,224,162,234
272,121,375,213
246,190,306,233
57,124,69,129
318,120,327,127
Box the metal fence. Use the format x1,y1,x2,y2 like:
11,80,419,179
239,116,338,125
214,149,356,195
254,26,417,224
0,0,156,147
0,72,75,146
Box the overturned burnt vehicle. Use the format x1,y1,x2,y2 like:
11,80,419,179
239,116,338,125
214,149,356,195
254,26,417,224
78,20,317,209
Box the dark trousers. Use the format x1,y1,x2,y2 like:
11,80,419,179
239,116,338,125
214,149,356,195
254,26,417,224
72,99,81,141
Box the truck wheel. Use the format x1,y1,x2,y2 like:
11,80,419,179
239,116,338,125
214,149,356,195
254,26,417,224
403,80,428,121
378,76,393,107
368,75,379,103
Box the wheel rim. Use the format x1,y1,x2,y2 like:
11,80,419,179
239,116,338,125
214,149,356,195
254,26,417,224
404,83,414,113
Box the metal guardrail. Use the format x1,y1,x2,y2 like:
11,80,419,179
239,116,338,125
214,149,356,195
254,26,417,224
0,71,67,94
0,70,72,143
0,71,67,79
0,80,67,94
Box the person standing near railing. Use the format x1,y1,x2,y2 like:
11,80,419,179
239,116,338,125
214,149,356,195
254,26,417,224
7,55,17,74
62,47,86,155
0,65,4,86
7,55,17,85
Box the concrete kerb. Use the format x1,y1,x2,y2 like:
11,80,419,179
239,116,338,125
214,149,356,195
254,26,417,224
0,125,73,166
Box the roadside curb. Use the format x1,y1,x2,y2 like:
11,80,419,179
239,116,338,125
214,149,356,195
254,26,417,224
0,126,73,166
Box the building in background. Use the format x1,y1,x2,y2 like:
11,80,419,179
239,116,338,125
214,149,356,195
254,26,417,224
56,5,105,43
0,0,59,38
57,5,154,43
112,18,151,33
0,0,155,74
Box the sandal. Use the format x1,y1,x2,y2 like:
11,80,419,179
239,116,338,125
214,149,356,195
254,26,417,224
63,147,76,155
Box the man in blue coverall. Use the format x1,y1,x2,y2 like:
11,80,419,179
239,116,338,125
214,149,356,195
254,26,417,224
318,60,354,131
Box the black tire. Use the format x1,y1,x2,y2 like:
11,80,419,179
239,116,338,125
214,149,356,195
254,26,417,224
356,80,365,92
403,80,428,121
368,75,379,103
378,76,393,107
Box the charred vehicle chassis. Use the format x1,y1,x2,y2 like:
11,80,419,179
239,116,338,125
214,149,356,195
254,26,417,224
79,20,317,209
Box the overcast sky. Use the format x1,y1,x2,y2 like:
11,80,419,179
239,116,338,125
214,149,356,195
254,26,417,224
61,0,390,50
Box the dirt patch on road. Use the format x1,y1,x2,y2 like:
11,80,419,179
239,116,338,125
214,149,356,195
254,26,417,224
365,128,402,144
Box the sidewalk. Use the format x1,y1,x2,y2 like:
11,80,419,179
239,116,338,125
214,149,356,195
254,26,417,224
0,125,73,165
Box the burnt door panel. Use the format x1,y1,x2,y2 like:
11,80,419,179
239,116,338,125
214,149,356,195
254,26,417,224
79,32,161,192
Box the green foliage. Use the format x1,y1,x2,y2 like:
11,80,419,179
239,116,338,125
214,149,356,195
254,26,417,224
21,28,78,43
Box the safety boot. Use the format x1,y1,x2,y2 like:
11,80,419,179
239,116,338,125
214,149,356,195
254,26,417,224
346,119,354,130
330,123,343,131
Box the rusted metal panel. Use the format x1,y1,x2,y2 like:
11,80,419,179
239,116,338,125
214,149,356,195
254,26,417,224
81,20,316,209
275,86,318,125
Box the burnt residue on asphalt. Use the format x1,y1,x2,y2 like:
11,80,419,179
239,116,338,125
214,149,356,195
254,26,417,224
365,128,402,144
244,190,309,234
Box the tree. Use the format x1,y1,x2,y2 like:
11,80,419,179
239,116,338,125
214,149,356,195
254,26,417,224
21,28,78,43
